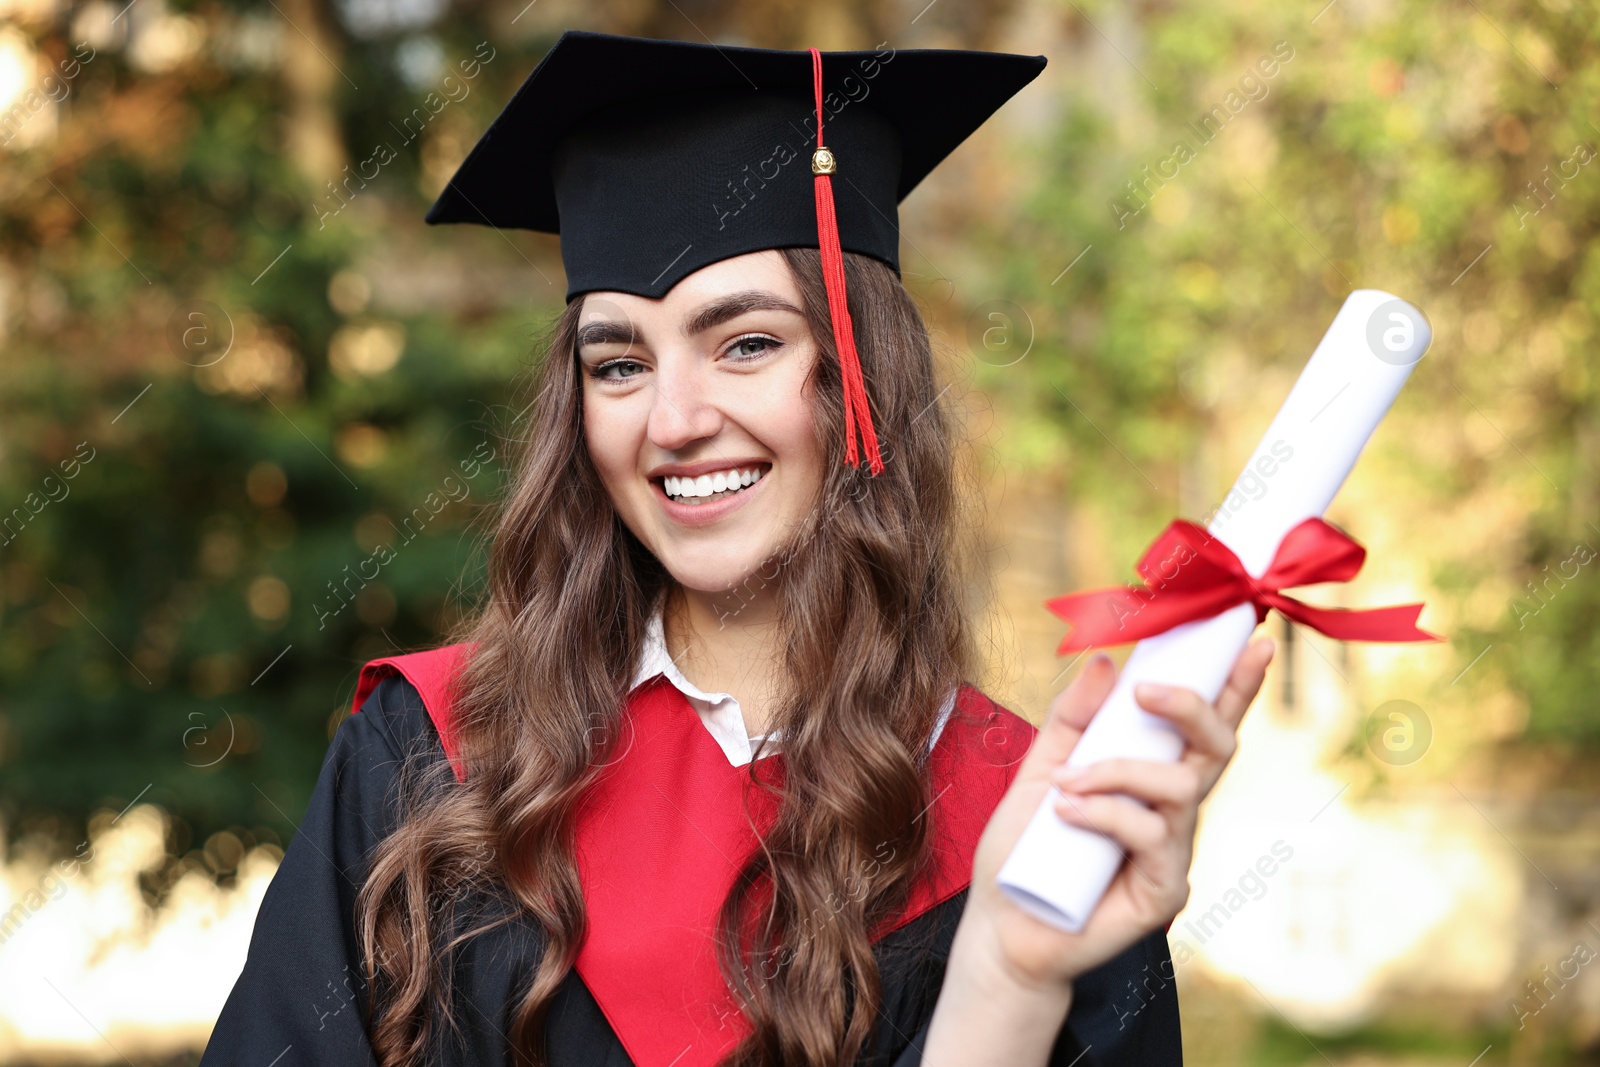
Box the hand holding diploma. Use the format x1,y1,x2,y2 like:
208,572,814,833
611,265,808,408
925,290,1443,1063
997,289,1444,936
922,639,1275,1063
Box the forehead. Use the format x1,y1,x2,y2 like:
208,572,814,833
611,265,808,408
577,250,801,322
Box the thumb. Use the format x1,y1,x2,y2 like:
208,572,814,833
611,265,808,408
1017,652,1119,783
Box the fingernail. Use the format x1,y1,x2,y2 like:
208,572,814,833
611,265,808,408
1053,764,1086,783
1091,652,1113,670
1136,682,1172,703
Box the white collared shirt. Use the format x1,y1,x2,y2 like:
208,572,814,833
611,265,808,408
629,605,957,767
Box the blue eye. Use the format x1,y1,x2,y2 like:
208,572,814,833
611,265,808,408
727,335,781,360
593,359,645,380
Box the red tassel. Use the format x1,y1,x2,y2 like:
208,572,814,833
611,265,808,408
809,47,884,476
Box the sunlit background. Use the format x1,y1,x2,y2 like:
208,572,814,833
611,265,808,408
1,0,1596,1062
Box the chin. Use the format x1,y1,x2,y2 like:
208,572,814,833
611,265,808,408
662,546,780,599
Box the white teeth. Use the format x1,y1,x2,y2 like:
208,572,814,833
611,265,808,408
662,466,767,503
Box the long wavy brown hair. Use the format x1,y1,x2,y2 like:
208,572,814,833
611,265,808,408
356,247,988,1066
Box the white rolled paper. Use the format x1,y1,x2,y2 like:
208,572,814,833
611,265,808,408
996,289,1431,933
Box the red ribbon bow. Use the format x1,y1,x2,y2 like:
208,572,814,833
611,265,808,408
1046,517,1444,653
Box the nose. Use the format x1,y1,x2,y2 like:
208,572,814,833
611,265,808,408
646,351,724,451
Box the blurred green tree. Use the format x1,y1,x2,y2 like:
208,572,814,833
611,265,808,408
1,0,1596,884
0,0,1024,873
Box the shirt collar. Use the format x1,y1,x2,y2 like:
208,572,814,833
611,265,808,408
630,597,956,758
632,599,783,765
630,601,740,708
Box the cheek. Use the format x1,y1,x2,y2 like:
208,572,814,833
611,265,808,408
784,392,824,473
582,390,640,495
791,364,825,463
759,362,826,486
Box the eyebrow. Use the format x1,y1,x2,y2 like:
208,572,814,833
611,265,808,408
575,318,638,348
682,290,804,337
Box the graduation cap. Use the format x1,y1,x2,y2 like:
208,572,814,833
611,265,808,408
427,30,1046,474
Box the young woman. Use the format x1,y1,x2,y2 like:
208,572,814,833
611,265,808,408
200,31,1273,1067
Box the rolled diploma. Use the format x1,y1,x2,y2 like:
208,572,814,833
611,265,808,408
996,289,1431,933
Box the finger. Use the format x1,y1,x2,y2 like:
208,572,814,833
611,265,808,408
1215,636,1275,727
1020,652,1119,776
1050,652,1119,733
1132,682,1236,766
1053,790,1167,855
1051,758,1202,812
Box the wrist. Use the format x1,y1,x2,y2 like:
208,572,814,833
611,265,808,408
919,909,1073,1067
947,907,1075,1011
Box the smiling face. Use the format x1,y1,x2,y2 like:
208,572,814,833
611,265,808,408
577,250,826,598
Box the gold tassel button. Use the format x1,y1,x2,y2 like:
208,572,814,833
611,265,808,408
811,147,837,175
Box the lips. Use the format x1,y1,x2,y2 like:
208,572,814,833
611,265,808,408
662,465,766,504
649,462,771,527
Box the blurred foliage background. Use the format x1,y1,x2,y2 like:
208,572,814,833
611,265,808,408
1,0,1597,1060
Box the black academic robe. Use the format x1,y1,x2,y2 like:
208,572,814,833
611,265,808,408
199,675,1183,1065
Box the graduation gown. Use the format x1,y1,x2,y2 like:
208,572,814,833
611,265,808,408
199,650,1183,1066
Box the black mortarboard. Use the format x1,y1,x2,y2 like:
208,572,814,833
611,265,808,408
427,30,1046,473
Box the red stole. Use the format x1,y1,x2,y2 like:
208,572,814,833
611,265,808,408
353,645,1036,1067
